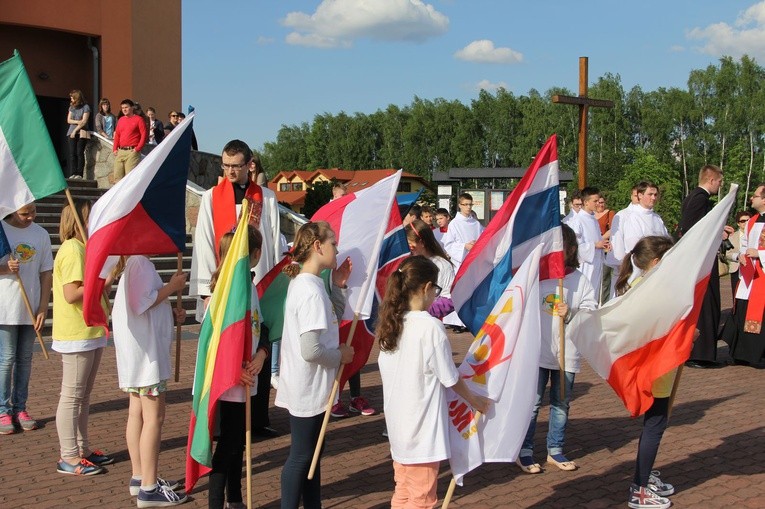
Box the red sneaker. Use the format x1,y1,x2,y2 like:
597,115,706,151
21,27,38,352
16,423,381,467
330,402,349,418
349,396,376,416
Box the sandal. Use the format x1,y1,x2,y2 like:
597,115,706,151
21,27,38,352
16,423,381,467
547,453,577,471
516,456,542,474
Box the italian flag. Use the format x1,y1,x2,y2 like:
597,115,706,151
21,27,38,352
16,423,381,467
0,50,66,218
185,200,253,493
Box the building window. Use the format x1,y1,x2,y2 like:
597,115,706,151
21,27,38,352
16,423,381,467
292,183,303,191
398,182,412,192
280,183,290,192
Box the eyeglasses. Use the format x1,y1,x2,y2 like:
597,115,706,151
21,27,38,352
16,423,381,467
170,114,179,117
738,219,750,223
221,162,248,170
459,202,473,207
432,283,442,296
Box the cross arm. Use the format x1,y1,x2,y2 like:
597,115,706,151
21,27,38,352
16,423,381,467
552,94,614,109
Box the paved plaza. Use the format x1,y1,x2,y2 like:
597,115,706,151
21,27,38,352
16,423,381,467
1,279,763,508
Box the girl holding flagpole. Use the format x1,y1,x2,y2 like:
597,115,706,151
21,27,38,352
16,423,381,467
615,235,676,509
376,256,490,509
275,221,354,509
0,203,53,435
111,254,188,507
517,224,597,474
52,199,113,475
203,227,269,509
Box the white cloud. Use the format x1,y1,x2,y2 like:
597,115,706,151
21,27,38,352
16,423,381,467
454,39,523,64
282,0,449,49
475,79,508,92
257,36,275,45
669,44,685,52
686,1,765,60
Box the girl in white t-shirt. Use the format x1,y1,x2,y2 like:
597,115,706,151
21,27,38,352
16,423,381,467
205,227,270,509
406,219,455,319
111,255,187,506
377,256,490,509
275,221,354,509
0,203,53,435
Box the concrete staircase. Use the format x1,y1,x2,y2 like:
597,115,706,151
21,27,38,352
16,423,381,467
36,179,197,338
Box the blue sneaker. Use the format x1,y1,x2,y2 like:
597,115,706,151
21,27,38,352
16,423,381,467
56,458,104,476
85,449,114,466
137,485,187,507
130,477,181,496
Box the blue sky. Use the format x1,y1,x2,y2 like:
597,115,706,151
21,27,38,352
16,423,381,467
182,0,765,155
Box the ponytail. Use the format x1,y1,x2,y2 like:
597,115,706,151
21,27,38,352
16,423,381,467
377,256,439,352
615,235,674,296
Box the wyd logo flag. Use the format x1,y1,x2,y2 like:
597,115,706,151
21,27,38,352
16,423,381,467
447,245,543,486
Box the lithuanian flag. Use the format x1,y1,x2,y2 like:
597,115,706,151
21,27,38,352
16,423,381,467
185,201,253,493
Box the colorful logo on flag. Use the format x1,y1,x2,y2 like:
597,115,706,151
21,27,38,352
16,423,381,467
461,294,516,385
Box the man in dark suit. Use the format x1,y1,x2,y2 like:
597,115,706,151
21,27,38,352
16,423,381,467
679,164,734,368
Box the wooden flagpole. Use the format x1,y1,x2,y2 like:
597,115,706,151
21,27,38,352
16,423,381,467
174,252,184,382
441,411,483,509
245,382,253,509
666,365,683,423
558,278,565,400
14,268,49,359
307,312,361,480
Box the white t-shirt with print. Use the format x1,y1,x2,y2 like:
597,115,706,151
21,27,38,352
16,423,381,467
275,273,340,418
0,222,53,325
378,310,460,464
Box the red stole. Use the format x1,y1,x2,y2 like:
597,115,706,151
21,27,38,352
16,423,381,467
211,179,263,261
743,215,765,333
439,226,448,233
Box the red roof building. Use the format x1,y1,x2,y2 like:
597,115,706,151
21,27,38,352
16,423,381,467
268,168,430,214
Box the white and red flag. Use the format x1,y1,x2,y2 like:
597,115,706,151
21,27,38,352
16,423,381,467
569,185,737,417
447,245,542,485
309,171,410,387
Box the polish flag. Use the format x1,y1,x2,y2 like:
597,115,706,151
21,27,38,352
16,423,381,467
311,170,407,321
569,185,737,416
82,114,194,328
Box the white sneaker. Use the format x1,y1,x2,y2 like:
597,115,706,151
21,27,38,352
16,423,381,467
648,470,675,497
270,374,279,390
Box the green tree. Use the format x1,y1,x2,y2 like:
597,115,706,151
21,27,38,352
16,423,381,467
302,180,334,218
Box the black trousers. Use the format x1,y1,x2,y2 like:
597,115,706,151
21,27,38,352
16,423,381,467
280,413,325,509
209,399,249,509
633,397,669,487
66,136,88,178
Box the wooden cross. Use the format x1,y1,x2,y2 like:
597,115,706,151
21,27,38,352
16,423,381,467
552,57,614,188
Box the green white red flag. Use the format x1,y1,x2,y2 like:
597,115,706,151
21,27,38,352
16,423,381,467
0,50,66,218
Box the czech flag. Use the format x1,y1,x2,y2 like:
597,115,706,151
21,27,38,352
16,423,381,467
82,113,193,327
452,135,564,335
569,186,737,416
186,200,253,492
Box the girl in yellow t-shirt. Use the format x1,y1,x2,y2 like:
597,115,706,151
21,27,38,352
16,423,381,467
52,199,112,476
615,235,675,509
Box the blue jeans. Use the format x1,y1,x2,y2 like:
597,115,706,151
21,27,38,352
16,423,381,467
0,325,36,415
271,340,280,375
521,368,575,457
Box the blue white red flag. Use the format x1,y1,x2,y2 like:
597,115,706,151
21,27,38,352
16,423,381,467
452,135,564,335
447,245,542,485
311,171,410,386
82,113,194,327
